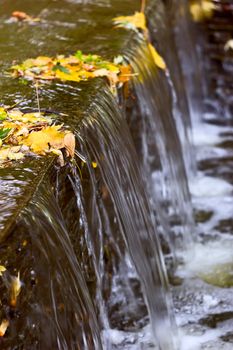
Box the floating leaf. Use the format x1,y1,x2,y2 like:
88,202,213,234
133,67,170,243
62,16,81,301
11,11,40,22
0,319,9,337
148,43,166,70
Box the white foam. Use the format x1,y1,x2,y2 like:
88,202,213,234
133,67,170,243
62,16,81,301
179,328,222,350
192,124,222,146
178,240,233,279
189,175,232,197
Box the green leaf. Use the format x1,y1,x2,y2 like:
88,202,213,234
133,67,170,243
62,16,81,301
52,63,70,74
75,50,83,60
0,128,11,140
85,54,94,63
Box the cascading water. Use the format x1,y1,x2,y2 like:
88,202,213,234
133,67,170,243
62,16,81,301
71,84,178,350
125,38,194,253
7,182,102,349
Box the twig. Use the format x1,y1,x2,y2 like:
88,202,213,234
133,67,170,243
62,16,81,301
141,0,146,13
35,81,41,113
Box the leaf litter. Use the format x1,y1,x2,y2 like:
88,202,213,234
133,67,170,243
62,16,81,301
11,51,133,93
0,106,75,167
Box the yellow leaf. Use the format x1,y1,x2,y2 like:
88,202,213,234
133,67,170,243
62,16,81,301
0,319,9,337
148,43,166,70
10,272,21,307
190,0,216,22
55,70,81,82
0,265,6,276
113,12,146,31
92,162,97,168
23,125,65,154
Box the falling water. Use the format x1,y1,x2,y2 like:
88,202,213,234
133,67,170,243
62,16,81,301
1,183,102,350
71,84,179,349
125,38,194,253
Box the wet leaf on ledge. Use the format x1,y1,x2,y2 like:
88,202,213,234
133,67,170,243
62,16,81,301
10,51,131,90
148,43,166,70
113,12,146,32
0,106,75,167
23,125,66,155
0,319,9,337
10,272,21,307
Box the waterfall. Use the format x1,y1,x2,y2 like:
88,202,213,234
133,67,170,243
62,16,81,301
72,84,178,349
0,0,202,349
125,38,194,254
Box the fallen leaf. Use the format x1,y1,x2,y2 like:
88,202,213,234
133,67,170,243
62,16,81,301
23,125,65,154
0,128,11,140
12,11,30,21
190,0,216,22
0,319,9,337
11,51,127,90
7,152,25,161
10,272,21,307
64,132,75,158
0,108,7,120
113,12,147,31
11,11,40,22
148,43,166,70
0,265,6,276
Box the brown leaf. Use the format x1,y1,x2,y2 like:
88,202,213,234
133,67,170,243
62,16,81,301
64,132,75,158
12,11,30,21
